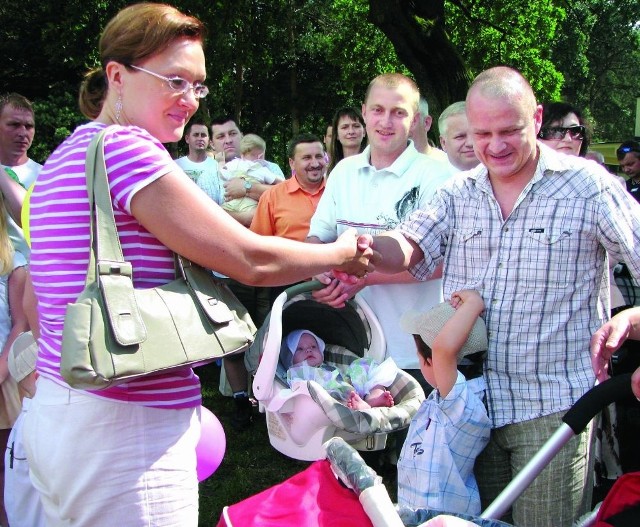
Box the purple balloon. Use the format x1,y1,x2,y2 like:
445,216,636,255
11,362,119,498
196,406,226,481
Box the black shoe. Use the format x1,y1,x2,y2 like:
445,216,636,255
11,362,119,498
231,395,253,431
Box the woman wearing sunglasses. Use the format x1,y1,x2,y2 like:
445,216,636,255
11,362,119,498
539,102,630,501
537,102,590,157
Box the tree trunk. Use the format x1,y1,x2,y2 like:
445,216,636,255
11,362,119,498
368,0,471,118
288,0,300,136
234,63,244,123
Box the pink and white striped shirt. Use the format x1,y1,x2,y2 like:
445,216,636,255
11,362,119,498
29,122,201,409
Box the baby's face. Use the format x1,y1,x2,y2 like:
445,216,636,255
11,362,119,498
292,333,323,366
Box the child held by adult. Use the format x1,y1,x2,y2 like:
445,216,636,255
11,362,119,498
220,134,284,216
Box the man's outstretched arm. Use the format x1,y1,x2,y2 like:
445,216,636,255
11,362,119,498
373,231,424,274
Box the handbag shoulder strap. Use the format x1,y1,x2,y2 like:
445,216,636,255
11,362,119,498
85,129,127,269
87,129,187,279
84,128,147,346
84,128,223,346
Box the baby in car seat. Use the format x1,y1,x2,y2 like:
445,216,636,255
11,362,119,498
281,329,397,410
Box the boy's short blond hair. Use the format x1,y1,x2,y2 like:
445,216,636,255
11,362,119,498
240,134,266,155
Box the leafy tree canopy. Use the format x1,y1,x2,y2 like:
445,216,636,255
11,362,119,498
1,0,637,165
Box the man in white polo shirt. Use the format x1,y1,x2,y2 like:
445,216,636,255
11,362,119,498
307,73,452,388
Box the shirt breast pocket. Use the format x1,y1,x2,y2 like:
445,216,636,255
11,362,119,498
526,229,571,246
447,228,487,286
522,228,575,288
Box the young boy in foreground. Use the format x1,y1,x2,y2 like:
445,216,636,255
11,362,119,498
397,290,491,516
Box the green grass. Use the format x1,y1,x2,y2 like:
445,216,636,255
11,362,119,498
196,363,398,526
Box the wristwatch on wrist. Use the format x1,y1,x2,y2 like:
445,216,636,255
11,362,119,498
243,180,252,194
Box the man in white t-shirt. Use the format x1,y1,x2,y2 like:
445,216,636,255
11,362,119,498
307,73,452,385
0,93,42,257
175,121,223,205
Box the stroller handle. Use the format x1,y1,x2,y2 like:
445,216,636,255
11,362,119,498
482,373,636,520
563,373,633,434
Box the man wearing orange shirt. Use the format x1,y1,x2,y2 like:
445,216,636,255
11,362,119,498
250,133,327,309
250,133,326,241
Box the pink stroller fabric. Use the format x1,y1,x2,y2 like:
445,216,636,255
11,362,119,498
217,460,373,527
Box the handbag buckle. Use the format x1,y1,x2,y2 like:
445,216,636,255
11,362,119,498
98,260,133,278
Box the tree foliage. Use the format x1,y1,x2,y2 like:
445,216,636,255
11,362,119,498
445,0,565,101
367,0,470,117
366,0,565,118
195,0,402,163
0,0,637,165
553,0,640,140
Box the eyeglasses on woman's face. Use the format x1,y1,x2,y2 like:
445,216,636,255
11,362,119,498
128,64,209,99
538,125,585,141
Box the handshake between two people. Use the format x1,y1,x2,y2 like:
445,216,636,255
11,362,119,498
331,229,380,283
313,229,416,308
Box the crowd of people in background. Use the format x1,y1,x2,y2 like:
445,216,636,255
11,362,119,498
0,3,639,527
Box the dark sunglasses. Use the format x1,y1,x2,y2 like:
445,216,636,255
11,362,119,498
538,125,586,141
